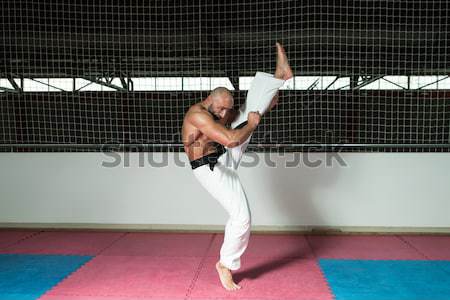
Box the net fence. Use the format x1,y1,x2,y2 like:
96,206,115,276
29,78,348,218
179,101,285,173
1,0,449,152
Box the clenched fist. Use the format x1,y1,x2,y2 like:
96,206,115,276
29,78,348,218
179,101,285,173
247,111,261,129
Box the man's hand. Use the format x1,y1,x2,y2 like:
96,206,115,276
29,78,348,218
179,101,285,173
247,111,261,129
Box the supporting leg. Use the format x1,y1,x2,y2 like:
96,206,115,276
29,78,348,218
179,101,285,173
192,163,252,271
219,177,252,271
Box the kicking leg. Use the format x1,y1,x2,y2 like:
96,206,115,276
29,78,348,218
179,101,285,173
230,42,293,130
227,42,293,169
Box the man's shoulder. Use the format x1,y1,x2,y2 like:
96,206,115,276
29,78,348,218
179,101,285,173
185,104,212,124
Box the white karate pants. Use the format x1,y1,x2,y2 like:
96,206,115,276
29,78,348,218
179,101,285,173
192,72,285,270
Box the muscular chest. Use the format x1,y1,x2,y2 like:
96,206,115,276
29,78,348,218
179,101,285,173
183,123,212,146
196,132,212,144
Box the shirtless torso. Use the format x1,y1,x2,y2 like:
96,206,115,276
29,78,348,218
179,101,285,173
182,102,236,161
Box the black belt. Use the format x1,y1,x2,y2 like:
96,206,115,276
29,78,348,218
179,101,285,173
189,120,248,171
190,143,227,171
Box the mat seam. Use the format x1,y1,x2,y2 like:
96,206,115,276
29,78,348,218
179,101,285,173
305,234,336,300
397,234,450,276
35,254,95,299
40,232,128,298
396,234,430,259
95,231,129,255
0,230,44,251
184,233,216,300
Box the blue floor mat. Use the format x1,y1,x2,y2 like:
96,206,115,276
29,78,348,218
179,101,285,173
319,259,450,300
0,254,93,300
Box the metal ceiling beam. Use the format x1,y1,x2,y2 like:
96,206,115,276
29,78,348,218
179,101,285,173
353,75,384,90
79,76,127,92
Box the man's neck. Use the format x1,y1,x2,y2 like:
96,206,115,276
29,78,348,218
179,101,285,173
201,99,220,121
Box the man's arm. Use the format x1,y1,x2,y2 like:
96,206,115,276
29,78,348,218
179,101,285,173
191,112,258,148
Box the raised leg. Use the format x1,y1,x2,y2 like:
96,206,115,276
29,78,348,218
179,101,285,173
230,72,285,130
230,42,292,130
226,42,293,169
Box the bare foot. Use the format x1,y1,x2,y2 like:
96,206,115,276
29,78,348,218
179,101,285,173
275,42,293,80
215,261,242,291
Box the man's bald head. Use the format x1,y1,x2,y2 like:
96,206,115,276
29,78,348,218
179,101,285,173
210,87,233,102
208,87,234,119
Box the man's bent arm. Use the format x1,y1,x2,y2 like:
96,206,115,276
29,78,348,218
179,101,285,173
192,113,256,148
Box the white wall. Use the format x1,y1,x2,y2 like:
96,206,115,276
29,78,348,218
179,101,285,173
0,152,449,231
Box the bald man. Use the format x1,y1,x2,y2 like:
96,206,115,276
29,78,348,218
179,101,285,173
182,42,293,291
